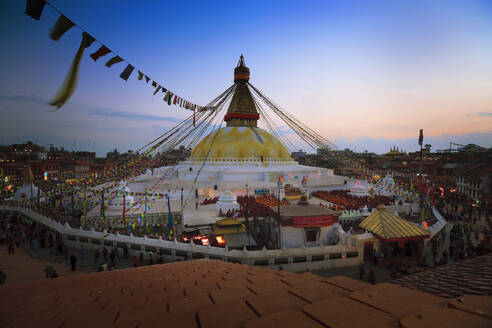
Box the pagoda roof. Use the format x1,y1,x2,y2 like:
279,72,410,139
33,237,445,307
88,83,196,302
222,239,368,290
359,205,429,242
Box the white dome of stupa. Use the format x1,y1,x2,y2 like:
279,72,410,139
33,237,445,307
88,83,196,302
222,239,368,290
14,182,40,200
348,180,370,197
14,165,41,201
111,180,135,206
216,189,240,214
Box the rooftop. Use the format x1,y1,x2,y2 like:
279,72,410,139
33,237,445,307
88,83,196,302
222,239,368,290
391,253,492,299
359,205,430,241
1,260,491,327
279,203,338,217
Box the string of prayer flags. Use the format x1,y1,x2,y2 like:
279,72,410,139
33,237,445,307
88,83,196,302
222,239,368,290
25,0,46,20
49,15,74,41
90,45,111,61
48,32,94,109
105,55,124,67
120,64,134,81
24,0,204,111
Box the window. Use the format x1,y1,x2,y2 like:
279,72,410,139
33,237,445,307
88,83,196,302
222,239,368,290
305,228,319,243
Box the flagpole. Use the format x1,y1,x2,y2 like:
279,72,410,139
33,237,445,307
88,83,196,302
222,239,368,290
418,129,425,223
83,186,87,229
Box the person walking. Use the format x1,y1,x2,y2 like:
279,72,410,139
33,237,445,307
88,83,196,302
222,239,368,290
7,239,14,254
123,244,129,259
44,263,54,279
0,270,7,284
70,254,77,271
359,263,365,280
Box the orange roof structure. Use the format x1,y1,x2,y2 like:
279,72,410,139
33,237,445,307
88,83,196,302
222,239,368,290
359,205,430,242
1,259,491,327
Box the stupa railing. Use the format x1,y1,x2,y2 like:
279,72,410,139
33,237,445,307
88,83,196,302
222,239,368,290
1,204,363,271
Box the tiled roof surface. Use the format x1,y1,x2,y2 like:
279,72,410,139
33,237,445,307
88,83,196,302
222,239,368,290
359,205,430,240
391,253,492,299
1,259,491,327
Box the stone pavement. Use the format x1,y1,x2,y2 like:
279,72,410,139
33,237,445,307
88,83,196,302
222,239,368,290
0,246,90,284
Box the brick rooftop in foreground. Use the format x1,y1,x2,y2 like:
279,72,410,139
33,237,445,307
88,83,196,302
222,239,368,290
0,260,491,327
391,253,492,299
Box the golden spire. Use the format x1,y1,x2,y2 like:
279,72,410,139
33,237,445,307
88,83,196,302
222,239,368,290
22,165,34,184
224,55,260,127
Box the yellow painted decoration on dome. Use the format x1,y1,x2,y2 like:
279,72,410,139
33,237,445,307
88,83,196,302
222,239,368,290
191,127,292,161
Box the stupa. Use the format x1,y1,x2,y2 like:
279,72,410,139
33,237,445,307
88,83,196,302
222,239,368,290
216,190,240,214
176,56,332,183
110,180,135,206
14,165,41,201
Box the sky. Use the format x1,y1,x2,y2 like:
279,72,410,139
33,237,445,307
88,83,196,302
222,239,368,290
0,0,491,156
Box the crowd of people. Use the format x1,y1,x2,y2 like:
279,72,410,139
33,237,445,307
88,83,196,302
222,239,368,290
312,190,392,210
200,197,219,205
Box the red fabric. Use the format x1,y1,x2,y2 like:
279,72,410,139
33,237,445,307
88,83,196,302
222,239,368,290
90,45,111,62
292,215,336,227
377,235,429,243
224,113,260,121
173,95,177,105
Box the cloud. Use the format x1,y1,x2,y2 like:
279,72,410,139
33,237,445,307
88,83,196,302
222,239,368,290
0,93,183,124
86,108,183,123
0,93,46,106
332,130,492,154
467,112,492,117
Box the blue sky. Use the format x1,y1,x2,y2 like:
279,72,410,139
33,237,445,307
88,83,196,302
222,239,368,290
0,0,491,155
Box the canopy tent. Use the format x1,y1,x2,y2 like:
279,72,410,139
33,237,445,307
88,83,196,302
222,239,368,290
359,205,429,242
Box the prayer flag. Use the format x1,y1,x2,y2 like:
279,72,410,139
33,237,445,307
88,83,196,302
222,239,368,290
173,95,177,105
145,75,150,83
418,129,424,146
120,64,134,81
152,81,157,87
137,71,143,80
105,55,124,67
49,15,75,41
48,32,93,109
90,45,111,61
153,85,161,95
25,0,46,20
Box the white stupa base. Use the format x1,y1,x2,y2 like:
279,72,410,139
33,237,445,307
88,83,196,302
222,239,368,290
175,160,333,183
